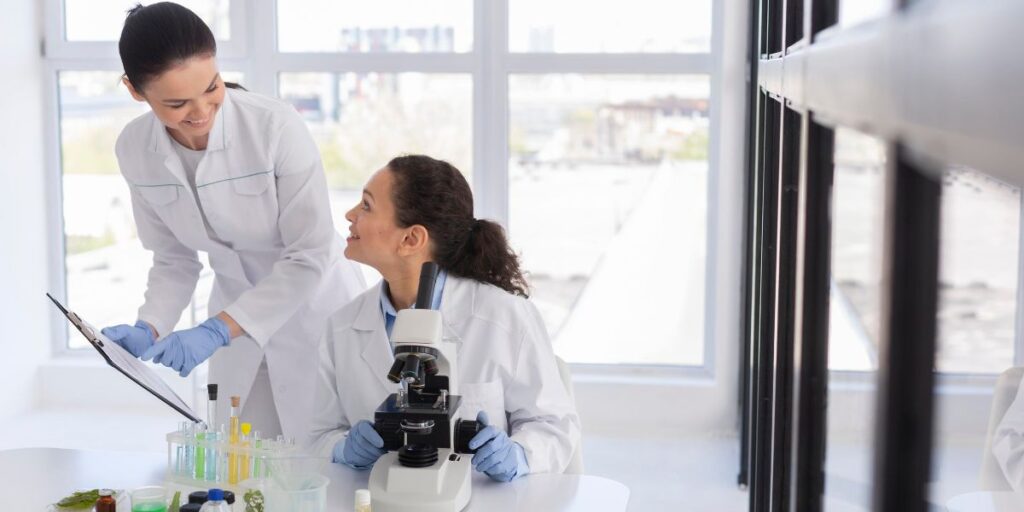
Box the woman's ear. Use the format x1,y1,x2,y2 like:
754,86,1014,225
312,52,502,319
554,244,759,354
398,224,430,257
122,76,146,102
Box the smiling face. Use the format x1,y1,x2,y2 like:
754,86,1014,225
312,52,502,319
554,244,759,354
124,55,225,149
344,168,409,273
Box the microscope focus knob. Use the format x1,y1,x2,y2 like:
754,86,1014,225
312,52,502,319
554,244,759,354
453,418,484,454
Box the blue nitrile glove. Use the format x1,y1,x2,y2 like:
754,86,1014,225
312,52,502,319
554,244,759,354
100,321,156,358
141,317,230,377
334,420,386,469
468,411,530,482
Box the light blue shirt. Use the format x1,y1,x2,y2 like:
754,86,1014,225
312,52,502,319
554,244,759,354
380,270,447,342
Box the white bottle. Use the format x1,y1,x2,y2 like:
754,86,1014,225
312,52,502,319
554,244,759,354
355,488,372,512
199,488,231,512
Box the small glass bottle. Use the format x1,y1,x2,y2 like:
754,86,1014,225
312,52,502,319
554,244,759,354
95,489,116,512
198,488,231,512
354,488,371,512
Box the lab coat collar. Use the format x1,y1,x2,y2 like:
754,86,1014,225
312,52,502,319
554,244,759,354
353,274,475,332
356,275,474,393
148,87,233,156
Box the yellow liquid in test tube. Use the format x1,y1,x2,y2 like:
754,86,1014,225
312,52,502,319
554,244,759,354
240,422,252,480
228,395,240,484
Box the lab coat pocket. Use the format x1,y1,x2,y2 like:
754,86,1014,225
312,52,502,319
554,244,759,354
459,380,507,432
229,171,273,195
136,184,180,206
215,171,277,245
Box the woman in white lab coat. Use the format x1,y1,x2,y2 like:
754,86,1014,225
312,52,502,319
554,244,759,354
99,2,365,440
994,377,1024,490
308,155,580,482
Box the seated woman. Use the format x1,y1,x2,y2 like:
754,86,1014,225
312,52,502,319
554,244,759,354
308,155,580,481
994,374,1024,490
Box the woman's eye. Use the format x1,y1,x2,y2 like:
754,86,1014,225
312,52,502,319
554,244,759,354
170,103,186,109
361,201,370,210
206,84,218,93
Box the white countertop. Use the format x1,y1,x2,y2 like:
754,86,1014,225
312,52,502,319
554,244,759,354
1,447,629,511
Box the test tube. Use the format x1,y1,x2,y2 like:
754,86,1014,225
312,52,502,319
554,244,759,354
205,429,219,482
228,396,240,484
240,423,252,480
194,423,207,480
175,422,186,476
252,431,263,478
184,423,195,478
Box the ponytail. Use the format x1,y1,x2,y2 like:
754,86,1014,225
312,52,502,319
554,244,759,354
387,155,529,297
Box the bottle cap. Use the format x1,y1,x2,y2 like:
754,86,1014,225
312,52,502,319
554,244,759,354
222,490,235,504
231,396,240,407
241,422,252,436
207,383,218,400
208,488,224,501
188,490,208,504
355,489,371,506
98,489,113,497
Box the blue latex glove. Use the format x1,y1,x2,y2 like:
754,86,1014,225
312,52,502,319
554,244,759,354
100,321,156,358
141,317,230,377
468,411,529,482
334,420,386,469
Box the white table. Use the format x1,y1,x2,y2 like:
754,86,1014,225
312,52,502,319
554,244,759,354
0,447,629,511
945,491,1024,512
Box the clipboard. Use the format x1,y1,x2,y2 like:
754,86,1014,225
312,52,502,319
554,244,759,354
46,293,202,424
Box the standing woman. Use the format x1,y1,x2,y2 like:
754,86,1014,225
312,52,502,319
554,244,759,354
100,2,366,440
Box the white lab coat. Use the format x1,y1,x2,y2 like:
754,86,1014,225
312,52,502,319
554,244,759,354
309,275,581,475
115,88,366,439
994,377,1024,491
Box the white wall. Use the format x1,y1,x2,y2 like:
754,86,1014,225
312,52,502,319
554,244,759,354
0,1,50,420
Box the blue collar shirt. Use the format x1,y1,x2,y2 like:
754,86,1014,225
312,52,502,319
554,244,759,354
379,270,447,344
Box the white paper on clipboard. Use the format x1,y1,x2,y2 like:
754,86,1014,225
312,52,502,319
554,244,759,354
47,294,201,423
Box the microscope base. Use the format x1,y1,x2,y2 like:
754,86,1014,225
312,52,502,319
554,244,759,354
369,450,472,512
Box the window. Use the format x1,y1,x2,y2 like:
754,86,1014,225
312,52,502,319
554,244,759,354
47,0,720,372
824,127,886,510
58,71,149,348
277,0,472,53
509,0,712,53
64,0,231,41
509,74,710,365
936,168,1020,374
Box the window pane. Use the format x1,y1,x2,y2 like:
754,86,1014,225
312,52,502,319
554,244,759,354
277,0,472,53
64,0,230,42
825,128,886,511
59,71,150,349
937,168,1019,374
837,0,892,29
509,75,710,365
931,168,1021,507
278,73,472,249
510,0,711,53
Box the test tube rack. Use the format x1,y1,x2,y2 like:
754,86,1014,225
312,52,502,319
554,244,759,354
165,428,296,489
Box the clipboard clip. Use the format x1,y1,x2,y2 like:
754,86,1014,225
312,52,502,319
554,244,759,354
46,293,103,347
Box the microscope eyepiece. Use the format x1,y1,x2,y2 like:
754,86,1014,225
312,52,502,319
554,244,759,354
387,358,405,384
401,354,423,381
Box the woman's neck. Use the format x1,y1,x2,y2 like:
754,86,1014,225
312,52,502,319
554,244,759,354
167,127,208,151
384,265,421,311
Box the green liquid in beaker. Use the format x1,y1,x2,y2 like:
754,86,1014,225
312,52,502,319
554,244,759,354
131,502,168,512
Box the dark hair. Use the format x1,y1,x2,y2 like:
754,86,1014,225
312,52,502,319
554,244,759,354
119,2,244,92
387,155,529,297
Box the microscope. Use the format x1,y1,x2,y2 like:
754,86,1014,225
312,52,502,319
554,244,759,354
368,262,483,512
